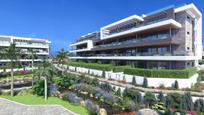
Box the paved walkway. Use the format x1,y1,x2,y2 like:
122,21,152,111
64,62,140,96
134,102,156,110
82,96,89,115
0,98,75,115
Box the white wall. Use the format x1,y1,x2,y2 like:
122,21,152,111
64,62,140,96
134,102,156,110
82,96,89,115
0,67,33,73
67,66,198,88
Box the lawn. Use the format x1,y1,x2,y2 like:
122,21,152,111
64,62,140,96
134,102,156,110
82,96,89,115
0,95,89,115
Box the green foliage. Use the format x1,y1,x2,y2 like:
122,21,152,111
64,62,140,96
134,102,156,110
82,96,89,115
173,80,179,89
124,67,197,78
143,78,148,87
120,97,135,111
55,75,73,90
144,92,156,107
194,99,204,112
115,88,121,96
132,76,136,86
165,93,182,109
33,80,50,96
1,91,11,96
66,61,197,78
17,89,34,96
181,92,193,111
157,92,165,103
152,102,167,114
123,88,142,105
66,61,112,71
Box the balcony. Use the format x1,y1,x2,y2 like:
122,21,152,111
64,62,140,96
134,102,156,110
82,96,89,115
15,42,49,48
101,18,182,39
94,33,171,50
0,41,10,46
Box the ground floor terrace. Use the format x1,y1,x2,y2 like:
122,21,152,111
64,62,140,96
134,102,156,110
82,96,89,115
74,59,196,69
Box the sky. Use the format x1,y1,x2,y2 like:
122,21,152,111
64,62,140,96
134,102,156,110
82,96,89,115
0,0,203,55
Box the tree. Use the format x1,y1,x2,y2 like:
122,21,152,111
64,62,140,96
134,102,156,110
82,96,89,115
102,71,106,78
144,92,156,108
143,78,148,87
132,76,136,86
173,80,179,89
57,48,66,74
181,92,193,111
165,94,173,109
0,43,21,96
165,93,182,109
34,59,56,100
194,99,204,112
26,48,37,87
115,88,121,96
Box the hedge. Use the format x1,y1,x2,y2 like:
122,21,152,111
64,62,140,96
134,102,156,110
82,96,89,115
124,67,197,78
66,61,113,71
66,61,197,78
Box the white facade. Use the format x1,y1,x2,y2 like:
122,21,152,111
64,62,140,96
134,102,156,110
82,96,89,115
0,35,50,63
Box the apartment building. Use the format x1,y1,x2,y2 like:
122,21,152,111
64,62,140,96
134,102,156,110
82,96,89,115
0,35,50,65
70,3,202,69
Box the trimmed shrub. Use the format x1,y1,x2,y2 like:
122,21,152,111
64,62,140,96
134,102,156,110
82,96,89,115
115,88,121,96
173,80,179,89
143,78,148,88
124,67,197,78
181,92,193,111
194,99,204,112
132,76,136,86
66,61,112,71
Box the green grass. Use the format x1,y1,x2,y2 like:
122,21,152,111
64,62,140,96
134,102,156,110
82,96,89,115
0,74,32,81
0,95,89,115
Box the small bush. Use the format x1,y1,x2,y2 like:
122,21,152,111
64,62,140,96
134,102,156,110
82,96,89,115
85,99,99,115
173,80,179,89
132,76,136,86
143,78,148,87
33,80,50,96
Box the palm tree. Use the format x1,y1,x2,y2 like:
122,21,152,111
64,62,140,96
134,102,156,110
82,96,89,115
57,48,66,65
34,59,56,100
0,43,21,96
57,48,66,74
26,48,37,87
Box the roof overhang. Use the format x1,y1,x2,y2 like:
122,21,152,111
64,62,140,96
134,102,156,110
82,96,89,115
101,15,144,30
102,19,182,40
174,3,202,18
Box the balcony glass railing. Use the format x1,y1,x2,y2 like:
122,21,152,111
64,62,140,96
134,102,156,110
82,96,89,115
77,52,172,57
0,41,10,45
15,42,49,47
96,33,170,49
105,18,169,36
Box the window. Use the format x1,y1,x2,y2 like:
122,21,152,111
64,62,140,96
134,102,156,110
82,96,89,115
187,32,190,35
187,47,190,50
